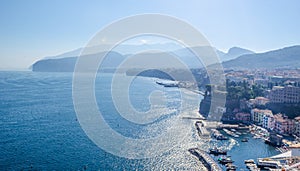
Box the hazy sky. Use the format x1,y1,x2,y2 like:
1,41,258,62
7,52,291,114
1,0,300,69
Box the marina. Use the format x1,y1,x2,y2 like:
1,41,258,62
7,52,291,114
191,119,300,170
192,119,284,170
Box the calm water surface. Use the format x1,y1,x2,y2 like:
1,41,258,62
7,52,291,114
0,71,279,170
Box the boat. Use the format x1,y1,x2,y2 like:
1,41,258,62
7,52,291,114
211,129,229,140
225,163,237,170
235,131,242,135
155,81,178,87
209,148,227,155
245,163,257,169
244,159,255,164
257,158,282,169
241,138,249,142
216,135,229,140
223,129,239,138
218,156,234,164
233,134,239,138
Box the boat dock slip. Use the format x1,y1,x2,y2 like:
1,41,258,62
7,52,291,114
189,148,222,171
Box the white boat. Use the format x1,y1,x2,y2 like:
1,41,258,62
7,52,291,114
257,158,282,169
235,132,242,135
245,159,255,164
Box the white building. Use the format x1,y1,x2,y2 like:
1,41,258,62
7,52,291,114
262,112,275,130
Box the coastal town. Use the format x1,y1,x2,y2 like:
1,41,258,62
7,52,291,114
191,68,300,171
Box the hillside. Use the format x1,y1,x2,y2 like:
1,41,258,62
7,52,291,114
32,45,300,72
221,47,254,61
223,45,300,69
31,45,249,72
31,51,124,72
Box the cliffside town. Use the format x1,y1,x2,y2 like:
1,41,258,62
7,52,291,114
200,68,300,140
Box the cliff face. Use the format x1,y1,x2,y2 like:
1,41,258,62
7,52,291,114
32,57,77,72
199,94,211,118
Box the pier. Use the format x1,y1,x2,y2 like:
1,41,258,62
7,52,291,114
189,148,222,171
195,121,210,138
217,124,249,130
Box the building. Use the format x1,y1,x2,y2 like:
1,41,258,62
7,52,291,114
247,97,269,108
251,108,273,126
235,112,251,124
268,85,300,103
262,112,275,130
294,117,300,137
274,114,295,135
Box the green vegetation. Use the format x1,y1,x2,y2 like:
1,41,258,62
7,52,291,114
226,79,264,100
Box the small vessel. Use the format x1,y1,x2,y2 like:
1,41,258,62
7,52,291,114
226,163,237,171
235,131,242,135
217,135,229,140
241,138,249,142
245,163,257,169
244,159,255,164
218,156,234,164
209,148,227,155
233,134,239,138
211,129,229,140
223,129,239,138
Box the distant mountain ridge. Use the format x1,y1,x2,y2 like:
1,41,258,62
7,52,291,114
31,44,255,72
222,47,254,61
32,51,124,72
31,44,300,72
223,45,300,69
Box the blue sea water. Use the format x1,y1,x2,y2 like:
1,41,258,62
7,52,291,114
0,71,202,170
0,71,280,170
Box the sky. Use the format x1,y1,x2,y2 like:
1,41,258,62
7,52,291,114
0,0,300,70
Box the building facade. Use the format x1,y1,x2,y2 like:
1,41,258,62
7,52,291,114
268,85,300,103
274,114,294,135
251,108,273,126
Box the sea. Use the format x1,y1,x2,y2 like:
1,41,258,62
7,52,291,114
0,71,279,170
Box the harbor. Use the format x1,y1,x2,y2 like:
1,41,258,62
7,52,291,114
190,118,300,170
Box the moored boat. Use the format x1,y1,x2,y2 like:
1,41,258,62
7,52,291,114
241,138,249,142
218,156,234,164
209,148,227,155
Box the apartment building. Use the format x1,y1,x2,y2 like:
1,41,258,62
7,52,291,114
274,114,294,135
268,85,300,103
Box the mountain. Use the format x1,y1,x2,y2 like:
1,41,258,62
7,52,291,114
32,51,124,72
31,45,228,72
223,45,300,69
33,44,300,72
221,47,254,61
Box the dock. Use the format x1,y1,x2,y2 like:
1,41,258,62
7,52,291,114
217,124,249,130
195,121,210,138
189,148,222,171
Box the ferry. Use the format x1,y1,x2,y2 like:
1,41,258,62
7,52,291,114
257,158,282,169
